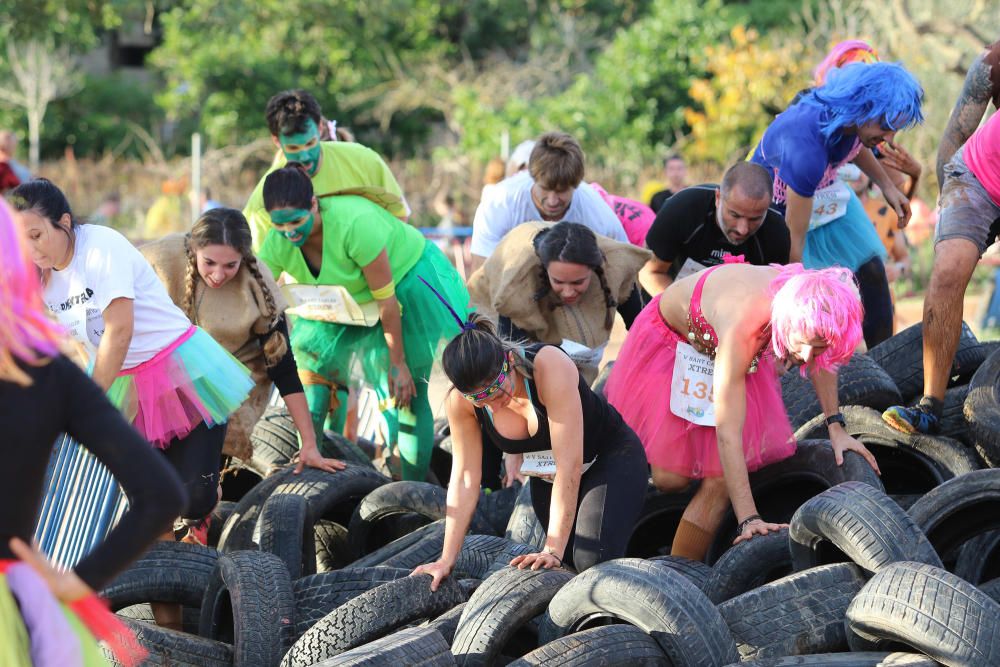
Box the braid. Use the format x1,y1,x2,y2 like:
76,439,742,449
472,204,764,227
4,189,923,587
592,265,617,330
182,235,199,321
244,253,288,366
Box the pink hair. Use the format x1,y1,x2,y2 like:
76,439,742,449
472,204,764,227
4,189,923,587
813,39,878,86
0,199,64,385
769,264,863,377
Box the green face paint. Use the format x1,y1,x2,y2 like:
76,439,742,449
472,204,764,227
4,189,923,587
269,207,315,247
279,119,322,176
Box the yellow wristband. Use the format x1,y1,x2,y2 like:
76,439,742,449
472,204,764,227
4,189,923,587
370,281,396,300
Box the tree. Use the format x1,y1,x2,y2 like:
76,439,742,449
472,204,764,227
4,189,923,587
684,26,809,165
0,40,82,171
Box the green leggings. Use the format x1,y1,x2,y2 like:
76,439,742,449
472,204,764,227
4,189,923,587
304,380,434,482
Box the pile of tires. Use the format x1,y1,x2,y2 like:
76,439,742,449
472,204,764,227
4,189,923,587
100,323,1000,665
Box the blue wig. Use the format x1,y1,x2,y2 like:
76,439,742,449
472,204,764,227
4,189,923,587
800,61,924,144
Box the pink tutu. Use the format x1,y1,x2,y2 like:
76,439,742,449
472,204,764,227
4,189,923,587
107,326,253,449
606,296,795,479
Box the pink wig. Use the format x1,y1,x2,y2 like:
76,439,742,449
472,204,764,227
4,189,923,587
770,264,863,377
0,199,64,384
813,39,878,86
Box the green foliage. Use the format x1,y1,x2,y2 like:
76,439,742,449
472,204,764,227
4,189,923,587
42,73,164,158
0,0,127,51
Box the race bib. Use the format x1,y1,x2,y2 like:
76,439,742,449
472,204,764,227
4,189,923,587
675,258,708,282
519,450,595,482
559,339,607,369
809,181,852,229
670,342,716,426
281,284,381,327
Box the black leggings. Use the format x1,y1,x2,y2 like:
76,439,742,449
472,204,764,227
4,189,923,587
854,257,893,348
530,424,648,572
159,421,227,520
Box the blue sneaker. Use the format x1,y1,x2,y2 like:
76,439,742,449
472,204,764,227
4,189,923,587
882,405,940,435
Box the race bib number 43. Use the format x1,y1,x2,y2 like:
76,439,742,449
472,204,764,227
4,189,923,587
670,342,716,426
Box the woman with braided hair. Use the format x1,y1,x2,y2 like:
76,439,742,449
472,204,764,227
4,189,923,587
468,221,650,385
141,207,343,478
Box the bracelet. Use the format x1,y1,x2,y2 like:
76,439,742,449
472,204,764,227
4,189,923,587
543,548,563,566
737,514,762,534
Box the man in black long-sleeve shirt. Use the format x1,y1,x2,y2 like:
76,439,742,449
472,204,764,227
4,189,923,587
639,162,790,296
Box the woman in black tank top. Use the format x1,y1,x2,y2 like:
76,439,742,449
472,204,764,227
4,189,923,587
411,315,647,589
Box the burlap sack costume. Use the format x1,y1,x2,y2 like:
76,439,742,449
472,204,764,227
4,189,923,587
141,233,288,460
468,221,651,382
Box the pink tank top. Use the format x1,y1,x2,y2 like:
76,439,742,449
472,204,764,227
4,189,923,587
963,112,1000,207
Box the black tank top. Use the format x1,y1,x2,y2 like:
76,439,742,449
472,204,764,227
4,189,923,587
474,344,624,461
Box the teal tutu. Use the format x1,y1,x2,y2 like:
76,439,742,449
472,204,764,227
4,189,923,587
290,240,470,393
804,189,887,272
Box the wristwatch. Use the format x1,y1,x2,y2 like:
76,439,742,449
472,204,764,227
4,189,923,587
825,413,847,429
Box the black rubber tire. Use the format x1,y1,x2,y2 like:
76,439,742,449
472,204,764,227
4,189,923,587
312,626,454,666
781,353,902,429
452,565,574,665
646,555,713,593
795,406,979,496
428,440,453,490
249,405,301,476
846,561,1000,665
478,483,521,535
965,346,1000,467
101,541,219,610
292,567,411,640
347,481,493,559
104,616,234,667
198,550,296,667
728,653,940,666
254,492,316,580
423,601,466,644
981,578,1000,605
706,440,883,564
454,534,535,579
319,431,376,469
116,603,201,635
207,501,238,548
789,481,942,573
955,530,1000,584
626,483,697,558
314,520,351,572
907,468,1000,566
868,321,985,400
347,520,447,569
540,558,739,667
719,563,868,660
509,625,669,666
590,360,615,398
504,482,547,551
705,528,793,604
280,574,466,667
217,464,387,553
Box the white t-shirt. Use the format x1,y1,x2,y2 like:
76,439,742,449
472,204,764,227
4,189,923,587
470,171,627,257
44,225,192,370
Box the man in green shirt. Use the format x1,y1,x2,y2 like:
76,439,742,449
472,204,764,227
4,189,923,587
244,89,409,251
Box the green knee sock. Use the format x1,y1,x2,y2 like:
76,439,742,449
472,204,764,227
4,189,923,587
303,384,331,453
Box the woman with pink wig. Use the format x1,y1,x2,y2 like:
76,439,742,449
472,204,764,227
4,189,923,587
0,199,185,665
605,258,879,562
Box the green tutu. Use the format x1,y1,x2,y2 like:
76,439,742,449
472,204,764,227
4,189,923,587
290,240,469,395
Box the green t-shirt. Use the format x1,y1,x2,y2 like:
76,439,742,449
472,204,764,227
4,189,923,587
244,141,408,252
258,195,425,303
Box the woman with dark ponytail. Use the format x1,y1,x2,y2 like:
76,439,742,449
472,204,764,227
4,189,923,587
258,164,469,482
141,207,343,476
411,313,647,589
468,221,649,384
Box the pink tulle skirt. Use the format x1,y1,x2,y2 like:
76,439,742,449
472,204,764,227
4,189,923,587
606,296,795,479
107,326,253,449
